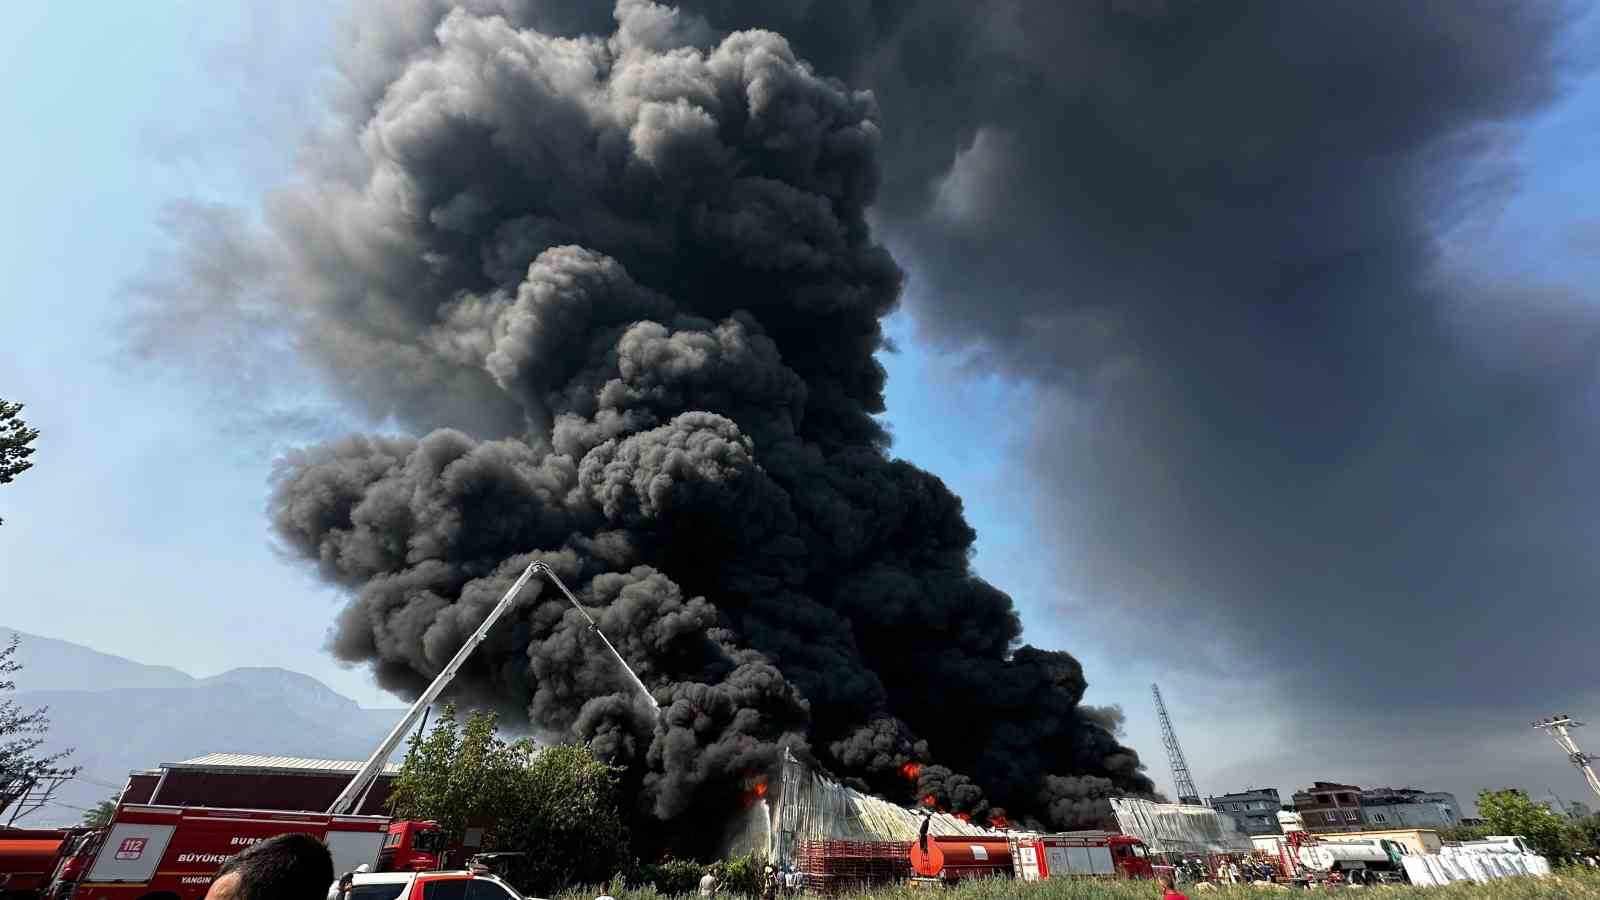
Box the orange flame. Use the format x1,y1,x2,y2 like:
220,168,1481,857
954,812,971,823
740,775,769,808
900,762,922,780
922,795,938,808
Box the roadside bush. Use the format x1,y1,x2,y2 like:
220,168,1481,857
632,857,705,896
718,852,765,897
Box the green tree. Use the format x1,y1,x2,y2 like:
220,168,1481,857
1572,814,1600,855
389,705,500,844
81,796,118,827
389,706,628,895
1476,788,1579,859
495,742,629,893
0,400,40,526
1438,823,1491,843
1,636,80,814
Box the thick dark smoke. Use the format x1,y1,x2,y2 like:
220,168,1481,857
633,0,1600,787
231,0,1155,842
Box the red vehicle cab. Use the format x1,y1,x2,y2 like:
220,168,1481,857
1107,835,1155,879
377,824,446,873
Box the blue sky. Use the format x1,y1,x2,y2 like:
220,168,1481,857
4,0,1599,811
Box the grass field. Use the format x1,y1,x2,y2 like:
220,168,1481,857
553,869,1600,900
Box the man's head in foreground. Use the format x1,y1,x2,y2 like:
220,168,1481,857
205,833,334,900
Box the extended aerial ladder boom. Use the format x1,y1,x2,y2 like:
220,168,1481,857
327,560,660,815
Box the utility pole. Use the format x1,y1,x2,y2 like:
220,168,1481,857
1152,683,1202,806
1533,714,1600,805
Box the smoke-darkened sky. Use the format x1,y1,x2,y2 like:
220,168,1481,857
302,0,1600,807
5,0,1600,825
636,0,1600,807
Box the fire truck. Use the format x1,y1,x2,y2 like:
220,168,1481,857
1,828,88,900
1007,833,1154,880
908,829,1154,882
30,561,640,900
56,807,388,900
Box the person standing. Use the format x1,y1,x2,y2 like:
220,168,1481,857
1156,876,1188,900
595,881,617,900
698,869,718,899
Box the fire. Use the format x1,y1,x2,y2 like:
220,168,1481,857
740,774,770,808
922,795,938,808
988,812,1010,829
900,762,922,780
954,812,971,823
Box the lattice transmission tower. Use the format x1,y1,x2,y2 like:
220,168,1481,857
1152,683,1202,806
1533,714,1600,804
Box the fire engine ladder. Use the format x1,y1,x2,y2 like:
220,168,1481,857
326,560,661,816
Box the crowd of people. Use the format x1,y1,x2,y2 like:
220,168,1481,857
1172,854,1281,885
691,864,805,900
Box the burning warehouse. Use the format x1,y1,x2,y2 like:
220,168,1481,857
143,0,1159,855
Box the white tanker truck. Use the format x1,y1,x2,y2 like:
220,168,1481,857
1296,839,1405,876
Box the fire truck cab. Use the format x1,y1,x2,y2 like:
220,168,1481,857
377,823,447,873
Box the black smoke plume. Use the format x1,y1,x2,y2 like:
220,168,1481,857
641,0,1600,796
234,0,1155,845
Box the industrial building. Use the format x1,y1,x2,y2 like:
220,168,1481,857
1205,788,1283,836
121,753,401,816
1358,787,1461,830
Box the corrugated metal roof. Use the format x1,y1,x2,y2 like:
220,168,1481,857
165,753,402,776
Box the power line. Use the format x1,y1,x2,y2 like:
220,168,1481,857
1533,714,1600,804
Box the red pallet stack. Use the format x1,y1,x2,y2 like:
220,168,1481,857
793,840,912,894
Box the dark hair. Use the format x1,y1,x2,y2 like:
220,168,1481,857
215,833,335,900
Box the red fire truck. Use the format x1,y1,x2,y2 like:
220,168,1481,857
909,831,1155,882
28,562,636,900
51,806,387,900
1,829,87,900
1007,833,1154,880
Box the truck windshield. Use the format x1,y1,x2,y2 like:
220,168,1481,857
413,831,446,853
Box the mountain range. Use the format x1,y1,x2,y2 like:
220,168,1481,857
4,628,399,827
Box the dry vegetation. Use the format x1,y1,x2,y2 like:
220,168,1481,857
553,869,1600,900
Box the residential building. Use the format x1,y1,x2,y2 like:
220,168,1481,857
1206,787,1284,835
1293,782,1365,833
1291,782,1461,833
